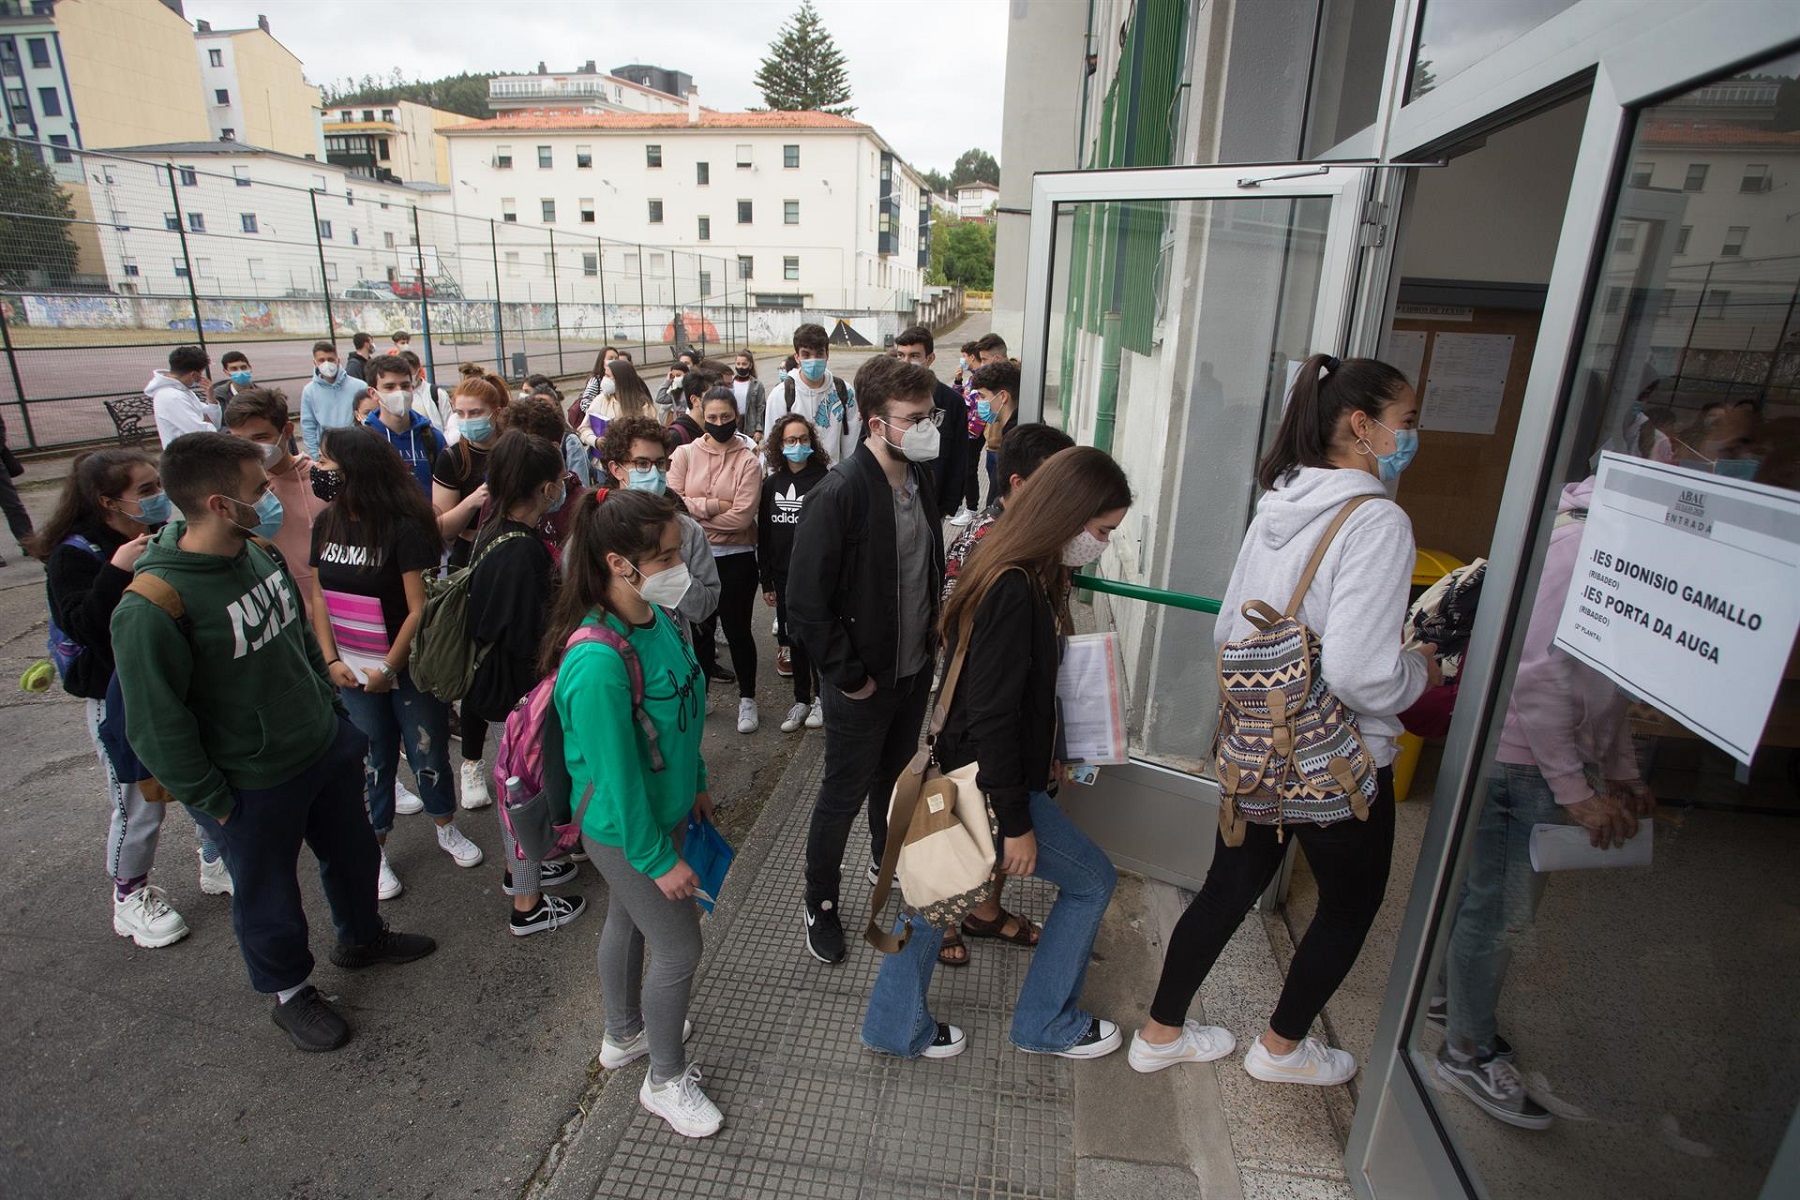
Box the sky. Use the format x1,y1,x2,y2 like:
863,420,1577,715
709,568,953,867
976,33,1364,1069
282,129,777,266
187,0,1008,174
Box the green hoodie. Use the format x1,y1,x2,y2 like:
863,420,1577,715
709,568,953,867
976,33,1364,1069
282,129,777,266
110,521,344,820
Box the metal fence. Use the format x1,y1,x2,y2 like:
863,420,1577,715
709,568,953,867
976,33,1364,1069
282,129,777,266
0,136,762,450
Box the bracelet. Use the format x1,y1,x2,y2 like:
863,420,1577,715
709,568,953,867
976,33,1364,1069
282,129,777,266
327,657,343,668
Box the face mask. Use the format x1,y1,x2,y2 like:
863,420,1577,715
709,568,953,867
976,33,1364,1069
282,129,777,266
254,440,284,468
976,400,994,422
379,389,412,416
782,443,814,463
222,490,284,539
798,357,827,384
626,466,667,495
317,361,340,381
882,415,940,463
229,370,252,386
461,416,494,443
600,376,617,397
1061,529,1108,568
632,560,691,609
120,491,172,527
1369,419,1419,483
734,366,752,380
706,420,738,444
310,467,343,504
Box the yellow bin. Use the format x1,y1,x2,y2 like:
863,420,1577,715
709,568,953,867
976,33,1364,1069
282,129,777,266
1394,548,1463,802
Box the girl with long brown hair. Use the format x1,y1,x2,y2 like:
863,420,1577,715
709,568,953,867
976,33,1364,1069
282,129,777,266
861,445,1134,1063
432,363,509,571
576,358,655,467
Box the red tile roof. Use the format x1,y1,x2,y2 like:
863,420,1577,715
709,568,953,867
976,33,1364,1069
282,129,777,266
442,109,869,134
1639,119,1800,148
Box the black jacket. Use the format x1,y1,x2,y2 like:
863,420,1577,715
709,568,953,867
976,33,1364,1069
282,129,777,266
930,380,968,519
936,568,1061,838
44,518,135,699
669,413,703,447
788,442,942,693
757,457,828,589
464,520,556,724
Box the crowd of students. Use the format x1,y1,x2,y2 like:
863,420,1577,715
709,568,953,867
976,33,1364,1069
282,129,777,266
33,321,1444,1142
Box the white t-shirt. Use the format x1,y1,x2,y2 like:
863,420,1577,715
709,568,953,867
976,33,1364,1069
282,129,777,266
732,378,751,414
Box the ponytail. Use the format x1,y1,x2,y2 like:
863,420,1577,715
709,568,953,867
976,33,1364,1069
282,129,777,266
1255,353,1409,491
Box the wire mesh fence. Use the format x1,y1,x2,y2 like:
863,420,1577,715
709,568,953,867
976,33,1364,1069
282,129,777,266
0,135,755,450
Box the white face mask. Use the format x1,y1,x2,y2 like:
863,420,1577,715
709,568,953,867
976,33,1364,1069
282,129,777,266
600,376,617,397
317,361,340,380
379,389,411,416
254,440,284,468
881,415,940,464
1061,529,1108,568
632,560,691,609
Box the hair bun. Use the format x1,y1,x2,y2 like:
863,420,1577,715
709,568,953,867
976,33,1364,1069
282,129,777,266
1322,355,1342,374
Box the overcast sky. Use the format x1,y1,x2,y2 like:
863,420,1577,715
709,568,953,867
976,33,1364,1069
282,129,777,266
187,0,1007,173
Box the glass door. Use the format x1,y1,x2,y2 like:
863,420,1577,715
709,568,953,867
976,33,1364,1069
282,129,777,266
1018,164,1379,888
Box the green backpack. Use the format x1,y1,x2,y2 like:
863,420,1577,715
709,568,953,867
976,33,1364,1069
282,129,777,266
411,529,528,702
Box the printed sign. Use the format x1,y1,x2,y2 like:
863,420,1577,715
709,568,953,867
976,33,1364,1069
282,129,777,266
1552,453,1800,764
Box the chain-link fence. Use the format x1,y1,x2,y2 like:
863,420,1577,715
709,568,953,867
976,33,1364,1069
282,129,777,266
0,136,754,450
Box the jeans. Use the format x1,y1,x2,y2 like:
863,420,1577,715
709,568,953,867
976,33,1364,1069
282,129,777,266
982,449,997,506
961,436,982,510
191,717,383,993
1150,768,1396,1041
1444,762,1561,1058
803,669,932,908
862,790,1118,1056
773,577,816,706
338,668,456,836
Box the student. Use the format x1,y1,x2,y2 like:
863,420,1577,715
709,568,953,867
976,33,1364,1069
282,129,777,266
401,349,456,443
345,332,375,381
788,356,943,965
466,430,588,936
862,447,1132,1062
362,354,444,495
575,345,624,423
968,360,1020,505
300,341,368,458
731,351,767,440
111,432,435,1052
668,388,763,733
599,415,722,632
310,428,484,901
432,364,509,571
0,409,34,564
578,358,655,463
893,325,969,520
222,388,322,618
545,487,721,1138
354,388,380,424
147,345,215,446
1133,353,1436,1085
952,340,985,525
211,350,254,408
974,332,1009,366
758,414,829,733
765,323,859,463
389,331,412,356
655,351,700,424
495,396,591,553
667,377,706,448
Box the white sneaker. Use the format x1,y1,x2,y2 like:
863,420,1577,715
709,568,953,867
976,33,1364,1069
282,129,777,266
436,821,485,867
770,616,779,635
780,702,810,733
394,779,424,815
378,852,404,900
949,506,975,527
599,1019,695,1069
638,1063,723,1138
1244,1035,1357,1086
805,699,823,729
1128,1021,1236,1074
737,697,759,734
113,885,190,948
198,853,233,896
459,759,492,810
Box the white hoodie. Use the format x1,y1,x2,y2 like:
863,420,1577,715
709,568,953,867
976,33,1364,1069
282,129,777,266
145,371,216,447
1214,465,1428,765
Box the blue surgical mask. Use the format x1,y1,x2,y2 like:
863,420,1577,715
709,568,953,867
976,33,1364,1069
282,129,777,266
627,466,667,495
229,369,253,386
460,416,494,443
798,357,827,384
976,400,994,422
223,490,284,539
782,443,814,463
123,491,172,527
1372,420,1418,483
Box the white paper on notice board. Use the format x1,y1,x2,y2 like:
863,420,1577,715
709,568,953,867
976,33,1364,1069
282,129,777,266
1383,330,1428,388
1550,453,1800,764
1422,332,1513,434
1056,633,1129,767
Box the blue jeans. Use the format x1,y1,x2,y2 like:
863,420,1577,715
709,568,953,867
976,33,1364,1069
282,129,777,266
1444,762,1563,1058
338,669,456,836
861,790,1118,1057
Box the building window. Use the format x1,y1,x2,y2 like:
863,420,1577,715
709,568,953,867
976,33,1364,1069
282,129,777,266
1612,222,1637,253
187,212,205,233
623,252,639,275
313,175,326,190
736,144,752,168
194,258,213,278
317,218,332,239
583,252,598,277
1628,161,1653,187
178,166,198,187
1740,163,1771,193
783,256,799,281
737,199,752,224
240,212,257,233
345,189,354,206
350,228,359,245
699,269,711,297
649,252,665,275
697,215,710,241
495,145,513,169
0,41,18,75
28,36,50,68
172,258,189,279
383,231,394,248
1683,163,1709,191
214,88,230,106
576,145,592,168
164,213,179,231
362,109,374,122
377,137,389,159
1676,225,1691,255
248,258,265,280
121,257,139,277
543,252,554,274
1722,226,1748,256
541,198,556,223
537,145,552,168
324,262,337,282
579,198,595,223
648,199,663,223
1603,286,1624,315
339,110,353,122
47,133,69,162
381,108,394,122
504,250,519,277
1703,288,1730,318
696,161,709,186
738,255,753,280
37,87,59,117
1656,288,1675,317
784,200,799,225
501,198,516,222
233,166,250,187
783,144,799,169
646,143,662,168
220,128,235,141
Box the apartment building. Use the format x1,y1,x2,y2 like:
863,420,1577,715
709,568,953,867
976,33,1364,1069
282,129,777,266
322,99,472,185
951,180,998,220
486,61,689,116
193,15,323,160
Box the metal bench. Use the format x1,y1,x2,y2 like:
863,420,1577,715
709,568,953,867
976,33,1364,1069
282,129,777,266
103,396,154,447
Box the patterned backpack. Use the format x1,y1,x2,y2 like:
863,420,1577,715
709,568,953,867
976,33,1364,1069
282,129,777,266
1214,496,1380,844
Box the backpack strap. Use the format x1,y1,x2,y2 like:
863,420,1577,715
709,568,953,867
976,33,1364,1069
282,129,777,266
125,573,195,644
1284,496,1375,617
834,377,850,435
470,528,528,571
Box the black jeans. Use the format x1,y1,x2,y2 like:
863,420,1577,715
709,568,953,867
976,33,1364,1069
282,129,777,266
961,435,983,510
695,551,760,698
1150,767,1396,1040
803,669,931,908
192,718,384,994
773,576,816,705
0,467,31,547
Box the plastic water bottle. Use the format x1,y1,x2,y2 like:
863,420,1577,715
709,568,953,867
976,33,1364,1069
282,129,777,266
505,775,523,809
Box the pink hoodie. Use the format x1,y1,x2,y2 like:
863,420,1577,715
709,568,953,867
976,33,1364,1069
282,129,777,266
1495,477,1641,803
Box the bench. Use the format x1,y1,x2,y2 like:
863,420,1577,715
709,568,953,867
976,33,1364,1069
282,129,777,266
103,397,154,447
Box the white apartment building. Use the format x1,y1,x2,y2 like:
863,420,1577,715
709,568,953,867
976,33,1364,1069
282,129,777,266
322,99,471,185
193,15,324,161
952,180,998,220
442,106,931,311
0,8,82,183
487,62,689,116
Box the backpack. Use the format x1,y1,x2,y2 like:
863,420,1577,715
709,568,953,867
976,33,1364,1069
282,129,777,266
1213,496,1380,844
783,375,851,436
47,535,104,683
492,622,663,864
410,529,528,702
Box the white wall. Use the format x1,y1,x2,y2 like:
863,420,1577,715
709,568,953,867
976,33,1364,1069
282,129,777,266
194,33,242,145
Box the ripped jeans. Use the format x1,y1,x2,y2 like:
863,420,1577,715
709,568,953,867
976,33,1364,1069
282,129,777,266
338,668,456,836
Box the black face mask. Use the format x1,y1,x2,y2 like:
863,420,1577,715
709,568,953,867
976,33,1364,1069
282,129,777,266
705,420,738,443
734,367,751,380
310,467,343,504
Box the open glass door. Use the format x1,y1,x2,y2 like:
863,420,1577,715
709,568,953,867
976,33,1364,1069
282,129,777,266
1018,163,1380,888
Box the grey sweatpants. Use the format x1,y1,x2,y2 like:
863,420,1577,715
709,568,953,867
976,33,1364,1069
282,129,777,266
91,698,163,881
584,828,703,1084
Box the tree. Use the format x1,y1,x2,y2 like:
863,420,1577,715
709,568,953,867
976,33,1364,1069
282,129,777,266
0,142,79,288
927,217,996,289
919,167,950,195
753,1,855,117
321,70,502,119
950,148,999,188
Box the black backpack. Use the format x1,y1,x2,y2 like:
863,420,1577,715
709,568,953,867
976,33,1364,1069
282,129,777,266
783,375,851,435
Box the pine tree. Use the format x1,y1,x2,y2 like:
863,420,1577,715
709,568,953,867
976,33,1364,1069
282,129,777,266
0,142,79,288
753,1,856,117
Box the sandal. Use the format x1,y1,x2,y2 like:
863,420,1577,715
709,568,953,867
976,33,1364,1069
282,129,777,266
961,908,1041,947
938,927,970,968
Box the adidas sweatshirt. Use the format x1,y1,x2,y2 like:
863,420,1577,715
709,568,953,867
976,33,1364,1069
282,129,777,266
757,456,829,590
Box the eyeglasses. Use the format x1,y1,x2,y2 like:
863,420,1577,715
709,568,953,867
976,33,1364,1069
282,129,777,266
624,456,671,472
885,410,944,429
780,437,811,448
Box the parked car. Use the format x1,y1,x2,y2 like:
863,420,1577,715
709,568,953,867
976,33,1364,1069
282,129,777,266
340,284,393,301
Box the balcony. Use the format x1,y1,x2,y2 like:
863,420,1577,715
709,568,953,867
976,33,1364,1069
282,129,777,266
488,77,623,105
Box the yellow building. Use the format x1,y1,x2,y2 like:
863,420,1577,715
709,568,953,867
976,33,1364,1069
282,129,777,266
53,0,210,149
322,99,473,185
194,14,324,161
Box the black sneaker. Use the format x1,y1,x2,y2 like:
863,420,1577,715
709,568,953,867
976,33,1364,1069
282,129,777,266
1424,998,1513,1061
270,984,350,1052
803,899,846,964
1028,1017,1122,1060
866,858,881,887
510,893,587,937
704,664,737,685
505,859,578,890
329,925,438,970
1435,1051,1552,1130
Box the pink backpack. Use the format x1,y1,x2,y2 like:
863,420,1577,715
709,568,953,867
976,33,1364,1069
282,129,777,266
493,623,664,863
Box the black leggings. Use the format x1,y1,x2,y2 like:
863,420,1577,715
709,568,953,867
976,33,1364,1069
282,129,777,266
773,577,815,705
704,550,759,699
961,435,983,510
1150,768,1395,1040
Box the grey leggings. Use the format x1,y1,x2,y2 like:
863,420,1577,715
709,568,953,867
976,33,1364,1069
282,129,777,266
584,829,703,1084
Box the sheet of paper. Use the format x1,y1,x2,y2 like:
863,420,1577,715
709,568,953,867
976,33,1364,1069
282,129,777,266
1056,632,1129,767
1529,819,1653,872
1421,332,1513,434
1382,329,1428,388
